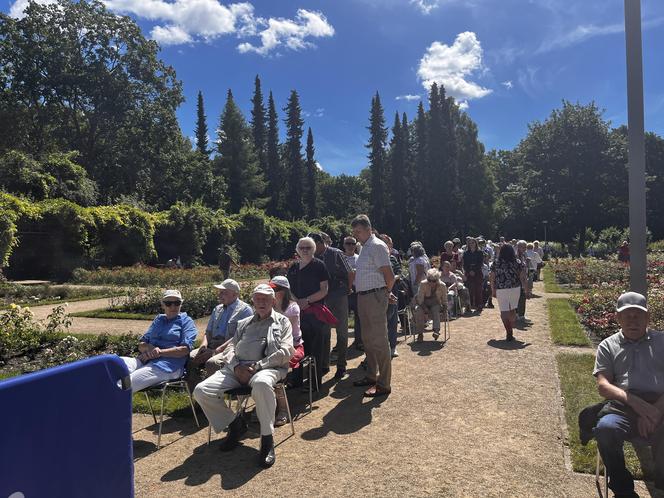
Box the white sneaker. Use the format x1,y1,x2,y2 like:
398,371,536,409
390,346,399,358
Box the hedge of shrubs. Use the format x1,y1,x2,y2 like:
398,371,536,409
0,193,351,280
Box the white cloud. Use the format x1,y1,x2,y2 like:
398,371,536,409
396,94,421,101
538,16,664,53
458,100,469,110
417,31,492,101
238,9,334,56
314,108,325,118
9,0,57,18
8,0,334,55
502,80,513,90
410,0,440,15
151,25,193,45
315,161,324,171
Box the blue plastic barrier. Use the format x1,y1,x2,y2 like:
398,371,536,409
0,355,134,497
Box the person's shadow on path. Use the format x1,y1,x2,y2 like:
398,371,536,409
487,339,531,350
300,382,387,440
161,440,262,490
408,340,445,356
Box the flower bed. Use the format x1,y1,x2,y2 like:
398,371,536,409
70,261,292,287
0,283,118,308
551,257,664,289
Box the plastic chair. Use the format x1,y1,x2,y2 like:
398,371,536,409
207,381,294,444
143,374,200,449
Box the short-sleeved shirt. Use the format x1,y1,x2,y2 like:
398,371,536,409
594,330,664,394
344,253,359,271
140,312,198,373
490,259,525,290
318,246,352,298
283,301,302,346
287,258,330,304
355,234,391,292
409,256,431,288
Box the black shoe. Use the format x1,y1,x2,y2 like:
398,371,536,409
506,332,514,342
259,434,275,468
322,367,330,376
614,492,639,498
486,302,495,309
218,416,247,451
333,367,347,380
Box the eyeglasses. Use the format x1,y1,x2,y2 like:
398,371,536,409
344,242,356,246
297,246,314,251
163,301,182,307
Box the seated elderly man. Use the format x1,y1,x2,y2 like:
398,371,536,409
193,284,294,468
186,279,253,391
593,292,664,497
120,289,197,392
413,269,448,342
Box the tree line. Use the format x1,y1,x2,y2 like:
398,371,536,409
2,0,664,259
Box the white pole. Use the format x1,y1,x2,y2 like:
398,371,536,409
624,0,648,297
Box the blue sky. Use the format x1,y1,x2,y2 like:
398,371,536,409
5,0,664,175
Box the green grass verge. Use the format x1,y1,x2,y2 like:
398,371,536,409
556,352,642,476
133,390,193,416
548,298,591,346
542,266,565,293
70,309,154,320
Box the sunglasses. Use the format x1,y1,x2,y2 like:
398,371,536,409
163,301,182,307
344,242,356,246
297,246,314,251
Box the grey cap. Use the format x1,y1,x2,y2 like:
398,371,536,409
162,289,183,301
616,292,648,313
213,279,241,294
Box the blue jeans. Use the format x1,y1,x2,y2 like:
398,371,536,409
594,413,664,493
387,303,398,349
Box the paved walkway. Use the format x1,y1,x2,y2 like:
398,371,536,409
128,282,652,497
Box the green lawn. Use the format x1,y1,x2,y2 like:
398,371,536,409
548,298,591,346
542,266,565,293
71,309,154,320
556,352,642,476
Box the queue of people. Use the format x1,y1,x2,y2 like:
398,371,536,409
120,222,552,469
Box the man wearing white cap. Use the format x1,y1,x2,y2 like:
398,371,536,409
193,284,294,468
593,292,664,497
186,279,252,390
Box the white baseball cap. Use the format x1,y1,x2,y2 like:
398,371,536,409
213,279,241,294
162,289,183,301
269,276,290,290
252,284,275,297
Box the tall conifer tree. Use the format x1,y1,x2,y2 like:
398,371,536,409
266,91,282,216
305,127,318,219
216,89,266,213
412,101,428,237
250,75,267,175
366,92,388,229
387,112,405,239
194,90,209,156
283,90,305,219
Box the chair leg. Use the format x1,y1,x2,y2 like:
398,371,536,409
184,382,200,428
207,424,212,445
157,386,166,449
144,391,157,426
278,383,295,437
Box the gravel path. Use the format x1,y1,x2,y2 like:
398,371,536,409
129,282,654,496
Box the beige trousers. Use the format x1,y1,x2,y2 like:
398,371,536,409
358,289,391,389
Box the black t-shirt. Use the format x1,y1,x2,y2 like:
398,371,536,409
287,258,330,304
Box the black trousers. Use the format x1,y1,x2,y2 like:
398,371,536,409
300,313,325,383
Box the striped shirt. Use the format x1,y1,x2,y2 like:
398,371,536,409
355,234,391,292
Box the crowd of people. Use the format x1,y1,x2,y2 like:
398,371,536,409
118,213,556,469
121,215,664,496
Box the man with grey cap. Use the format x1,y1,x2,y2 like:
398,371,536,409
593,292,664,497
186,279,253,391
193,284,294,468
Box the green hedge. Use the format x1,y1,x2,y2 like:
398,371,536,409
2,194,350,279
